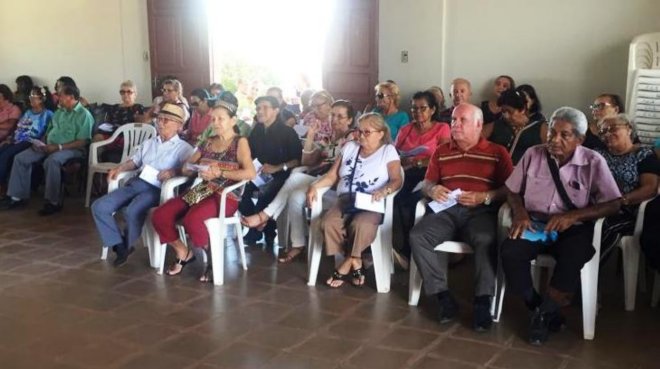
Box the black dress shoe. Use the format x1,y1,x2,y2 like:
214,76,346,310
473,295,493,332
0,198,26,210
437,291,459,324
243,228,263,246
38,203,62,216
113,245,134,267
529,308,551,346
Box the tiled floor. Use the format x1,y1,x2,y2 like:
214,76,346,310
0,195,659,369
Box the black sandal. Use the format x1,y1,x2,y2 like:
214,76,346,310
352,268,366,287
326,270,349,288
166,250,196,276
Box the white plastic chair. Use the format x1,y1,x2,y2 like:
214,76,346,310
307,169,404,292
100,169,146,261
407,199,507,322
617,195,657,311
146,177,248,286
495,204,605,340
85,123,157,207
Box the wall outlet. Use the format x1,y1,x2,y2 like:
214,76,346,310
401,50,408,63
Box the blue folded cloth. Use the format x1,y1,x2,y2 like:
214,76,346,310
521,221,558,244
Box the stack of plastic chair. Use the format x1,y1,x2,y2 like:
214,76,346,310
626,33,660,145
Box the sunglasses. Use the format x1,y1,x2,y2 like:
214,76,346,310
410,106,430,113
119,90,134,95
162,88,176,93
358,129,381,137
590,102,613,110
375,93,392,100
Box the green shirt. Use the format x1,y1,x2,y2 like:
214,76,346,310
46,102,94,145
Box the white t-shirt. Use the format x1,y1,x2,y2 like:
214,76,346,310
336,141,400,195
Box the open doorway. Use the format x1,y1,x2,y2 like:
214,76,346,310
207,0,335,122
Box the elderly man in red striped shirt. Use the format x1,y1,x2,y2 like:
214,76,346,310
409,103,513,332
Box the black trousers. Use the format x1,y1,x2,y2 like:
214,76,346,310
500,223,595,295
393,167,426,258
641,196,660,271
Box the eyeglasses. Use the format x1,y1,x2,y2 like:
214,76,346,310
375,93,393,100
162,88,175,93
28,94,43,99
119,90,134,95
190,102,200,107
590,102,613,110
598,124,628,136
410,106,430,113
357,129,381,137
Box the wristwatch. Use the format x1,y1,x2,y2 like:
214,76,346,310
483,192,492,205
282,163,288,172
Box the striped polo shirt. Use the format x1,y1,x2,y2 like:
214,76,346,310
425,137,513,192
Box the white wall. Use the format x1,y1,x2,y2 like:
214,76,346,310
0,0,152,105
380,0,660,115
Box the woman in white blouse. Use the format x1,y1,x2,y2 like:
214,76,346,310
306,113,402,288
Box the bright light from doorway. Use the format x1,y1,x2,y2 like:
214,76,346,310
207,0,335,101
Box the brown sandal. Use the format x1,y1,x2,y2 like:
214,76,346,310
278,248,304,264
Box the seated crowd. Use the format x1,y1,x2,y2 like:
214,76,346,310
0,74,659,347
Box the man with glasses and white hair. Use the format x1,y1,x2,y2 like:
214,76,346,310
500,106,622,345
437,78,473,123
409,103,513,332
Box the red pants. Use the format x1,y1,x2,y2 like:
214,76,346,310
152,193,239,248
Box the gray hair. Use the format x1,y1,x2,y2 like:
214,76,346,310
549,106,588,137
359,112,392,144
601,113,637,141
120,80,136,93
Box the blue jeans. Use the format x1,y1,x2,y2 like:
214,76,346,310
0,141,31,184
91,177,160,248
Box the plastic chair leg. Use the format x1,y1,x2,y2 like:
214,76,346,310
235,222,247,270
531,265,542,292
85,170,95,207
652,272,660,307
205,218,226,286
580,257,600,340
371,233,390,293
307,220,323,286
100,246,108,260
620,238,640,311
408,258,422,306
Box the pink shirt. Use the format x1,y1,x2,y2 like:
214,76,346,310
395,121,450,161
187,110,212,143
505,145,621,220
303,113,332,142
0,102,21,142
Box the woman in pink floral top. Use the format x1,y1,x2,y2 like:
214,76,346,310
242,100,357,263
394,91,451,263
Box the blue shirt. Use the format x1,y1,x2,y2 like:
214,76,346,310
130,134,195,172
374,109,409,140
13,109,53,143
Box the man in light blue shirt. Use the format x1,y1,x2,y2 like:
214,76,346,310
91,103,194,267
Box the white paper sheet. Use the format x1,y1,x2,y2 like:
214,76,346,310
29,138,46,147
428,189,462,213
97,123,114,132
354,191,385,213
139,164,162,188
251,158,273,187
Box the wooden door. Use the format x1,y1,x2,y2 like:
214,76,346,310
322,0,379,111
147,0,211,99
